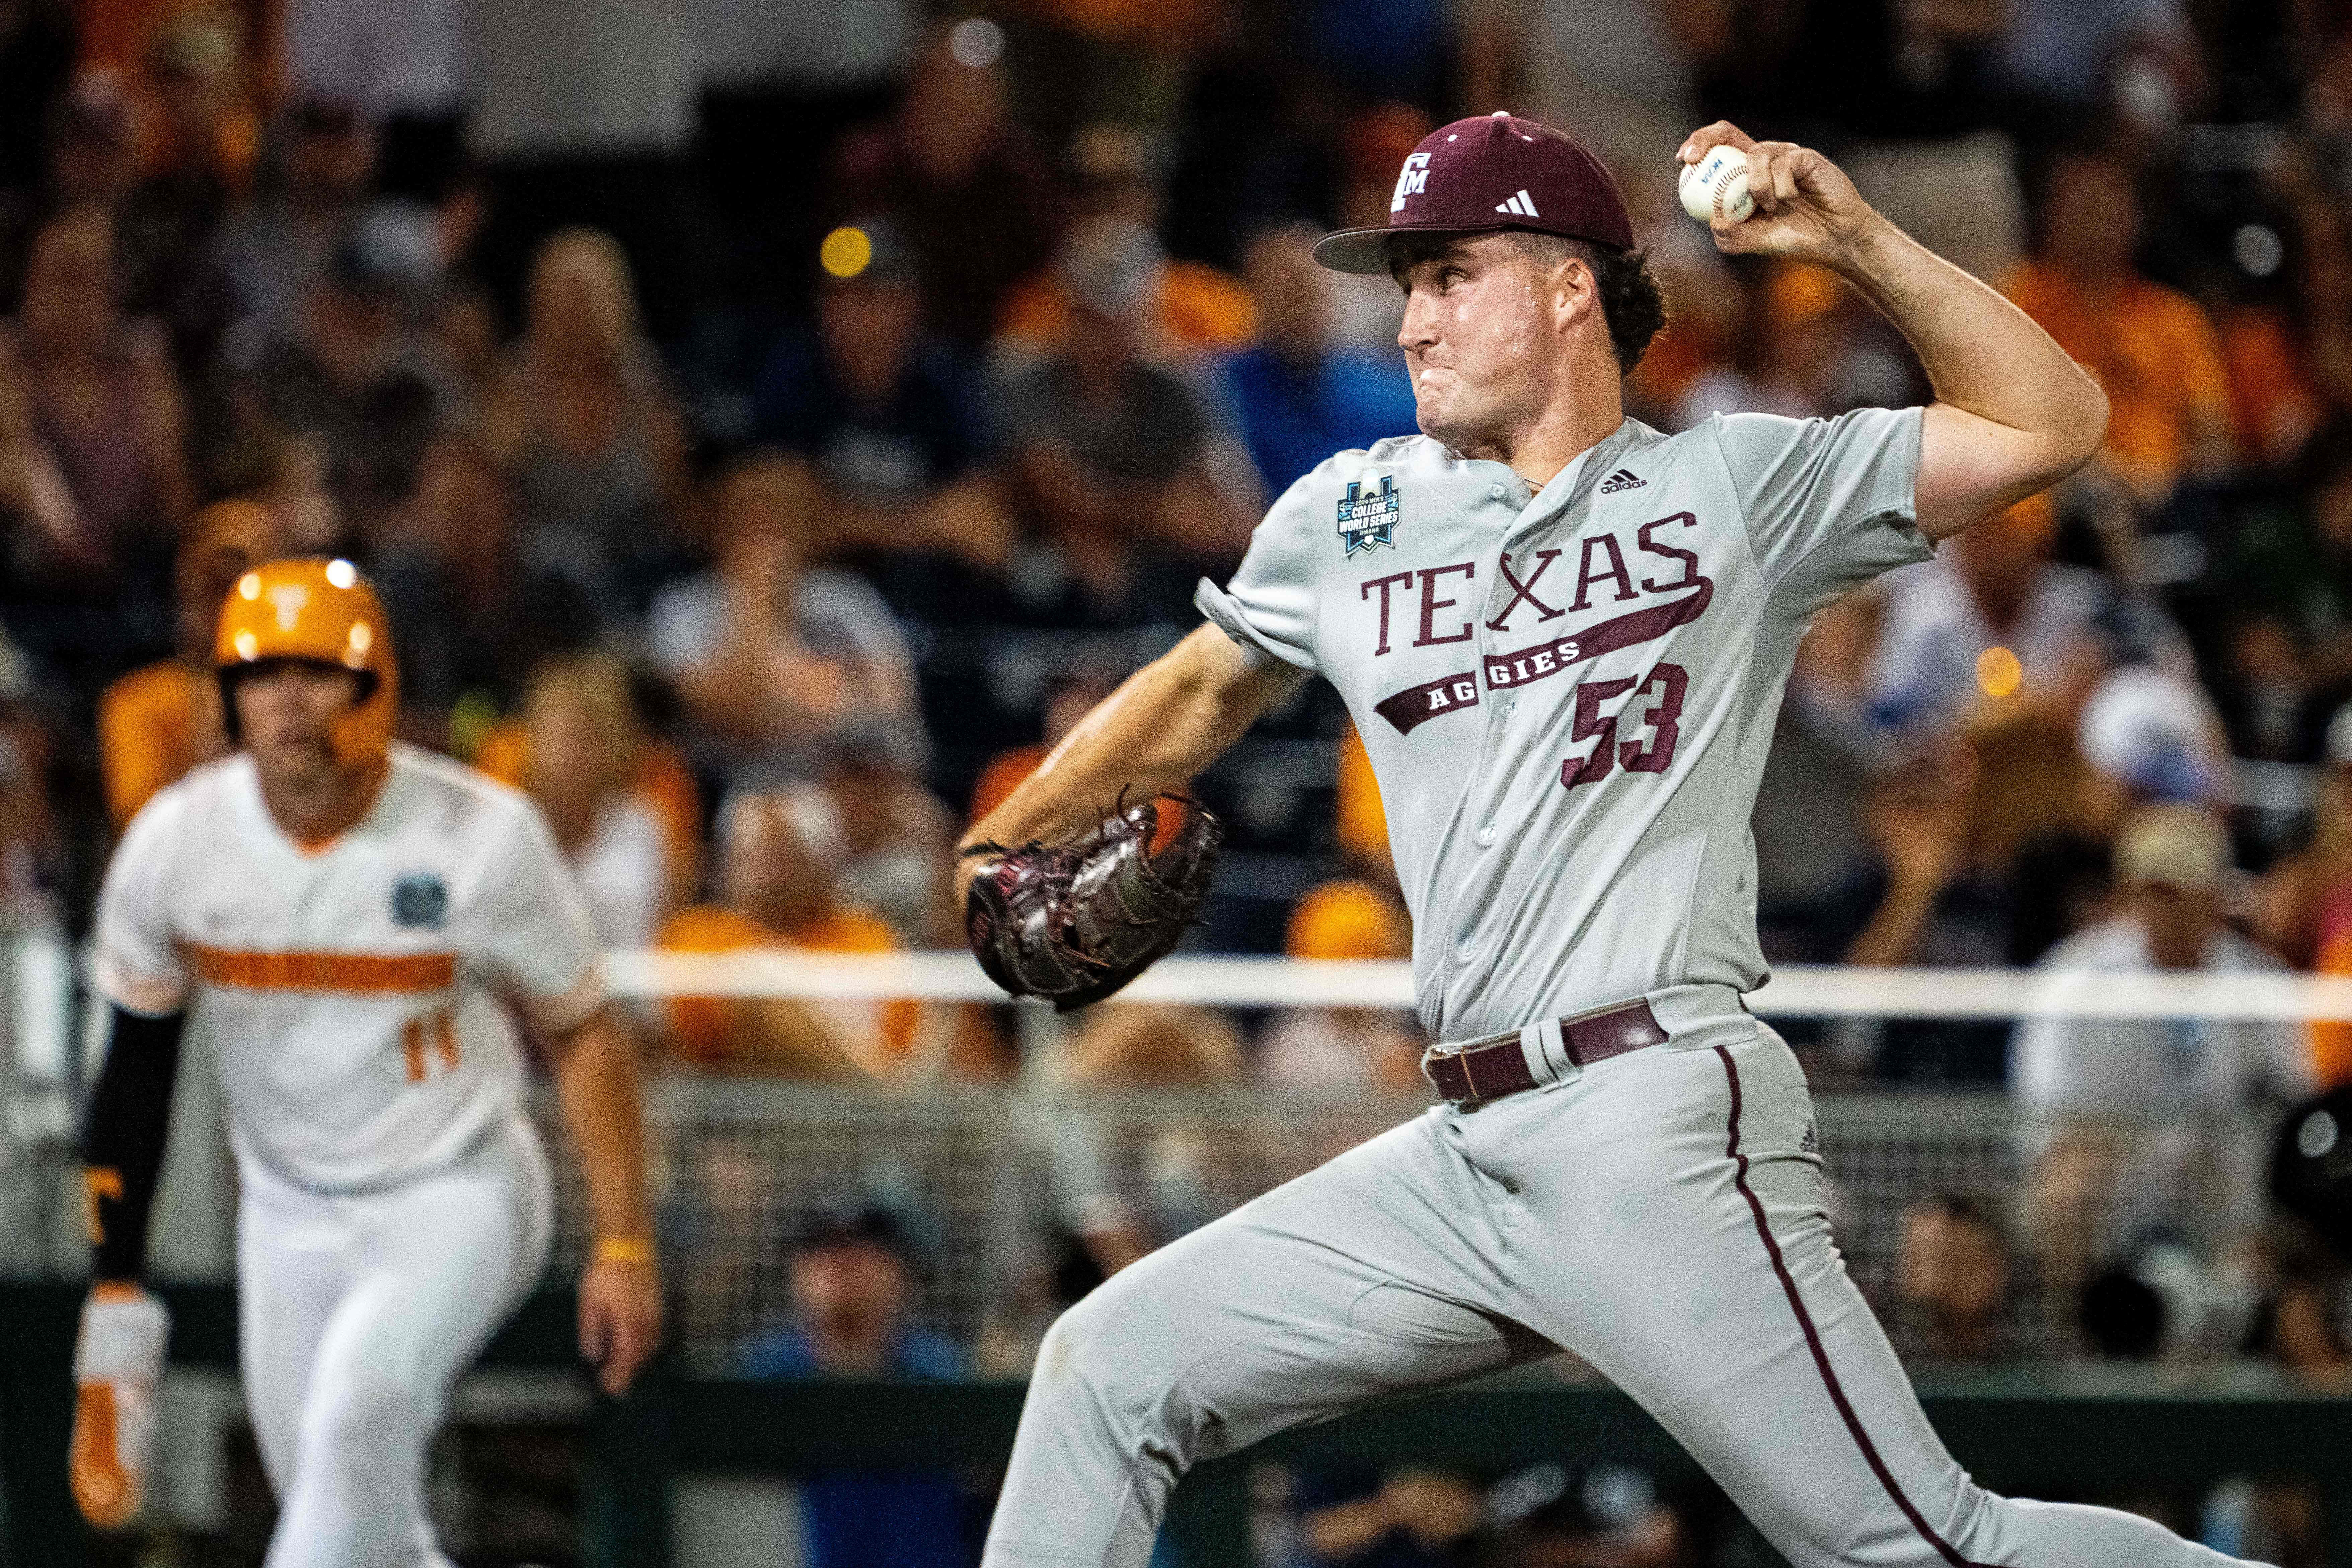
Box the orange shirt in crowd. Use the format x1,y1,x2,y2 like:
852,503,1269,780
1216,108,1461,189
2307,889,2352,1090
996,262,1258,354
2001,260,2234,493
98,659,224,829
2217,305,2323,466
1286,877,1410,961
472,719,703,897
659,903,915,1074
969,743,1046,828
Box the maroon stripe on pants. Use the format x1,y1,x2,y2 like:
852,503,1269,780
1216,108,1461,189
1713,1045,1987,1568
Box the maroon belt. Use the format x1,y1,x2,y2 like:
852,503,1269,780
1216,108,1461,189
1421,999,1669,1106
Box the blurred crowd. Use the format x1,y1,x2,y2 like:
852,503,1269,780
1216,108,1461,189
18,0,2352,1559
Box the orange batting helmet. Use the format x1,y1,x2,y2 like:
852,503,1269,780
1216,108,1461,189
215,557,397,767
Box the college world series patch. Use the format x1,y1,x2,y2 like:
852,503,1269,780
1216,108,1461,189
1337,476,1400,557
390,873,449,929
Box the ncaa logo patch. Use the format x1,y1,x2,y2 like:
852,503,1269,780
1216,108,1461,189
1338,476,1402,557
390,873,448,930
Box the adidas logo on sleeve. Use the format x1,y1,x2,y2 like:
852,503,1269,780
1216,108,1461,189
1598,469,1647,493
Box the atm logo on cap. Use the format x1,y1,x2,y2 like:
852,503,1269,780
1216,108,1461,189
1391,153,1431,213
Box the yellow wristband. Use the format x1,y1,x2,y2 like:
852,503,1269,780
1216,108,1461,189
596,1237,655,1265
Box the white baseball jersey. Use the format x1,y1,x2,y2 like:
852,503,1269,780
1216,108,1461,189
1198,409,1928,1043
94,742,604,1192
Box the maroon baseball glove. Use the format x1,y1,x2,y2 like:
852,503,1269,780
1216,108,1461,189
963,795,1223,1012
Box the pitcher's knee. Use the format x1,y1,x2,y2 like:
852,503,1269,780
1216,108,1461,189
1030,1283,1204,1466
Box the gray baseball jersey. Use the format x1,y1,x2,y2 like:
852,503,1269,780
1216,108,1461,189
1196,408,1930,1044
987,405,2263,1568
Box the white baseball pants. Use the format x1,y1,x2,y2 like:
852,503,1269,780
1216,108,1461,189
983,1026,2264,1568
235,1114,553,1568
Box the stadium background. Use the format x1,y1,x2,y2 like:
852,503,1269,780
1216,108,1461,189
8,0,2352,1563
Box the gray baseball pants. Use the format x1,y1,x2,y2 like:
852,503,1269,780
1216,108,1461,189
983,1012,2261,1568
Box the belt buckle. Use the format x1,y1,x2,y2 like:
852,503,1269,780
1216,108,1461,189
1419,1028,1518,1106
1418,1039,1468,1102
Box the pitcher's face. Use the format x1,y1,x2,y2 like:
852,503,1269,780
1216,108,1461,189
1394,234,1560,453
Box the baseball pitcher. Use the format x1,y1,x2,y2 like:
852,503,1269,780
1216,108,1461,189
959,116,2259,1567
73,558,662,1565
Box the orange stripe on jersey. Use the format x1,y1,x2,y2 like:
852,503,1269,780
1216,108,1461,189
186,945,456,993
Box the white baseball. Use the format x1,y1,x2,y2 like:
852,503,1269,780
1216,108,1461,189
1679,145,1754,225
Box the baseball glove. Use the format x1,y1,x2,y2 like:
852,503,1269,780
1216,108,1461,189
964,794,1222,1012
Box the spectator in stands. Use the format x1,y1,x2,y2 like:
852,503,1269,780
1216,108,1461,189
736,1204,973,1568
0,74,136,295
0,203,191,590
2260,702,2352,1088
1485,1463,1686,1568
996,124,1255,356
2246,1227,2352,1386
740,1204,961,1377
472,649,700,913
1218,222,1419,497
647,453,923,777
212,214,444,546
1841,734,2005,979
96,497,278,830
207,99,379,357
1258,878,1423,1094
1289,1468,1488,1568
2013,805,2311,1300
996,217,1258,618
2219,422,2352,725
750,218,1012,571
1892,1195,2016,1365
1862,496,2192,862
501,653,692,950
115,7,256,372
661,788,916,1079
819,738,960,949
1670,261,1915,431
2004,148,2235,505
483,228,692,620
829,19,1059,348
369,433,603,752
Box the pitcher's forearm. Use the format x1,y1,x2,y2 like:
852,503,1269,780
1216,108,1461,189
1832,217,2106,456
961,626,1299,855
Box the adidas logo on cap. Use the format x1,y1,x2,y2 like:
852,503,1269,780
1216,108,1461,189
1598,469,1646,493
1495,189,1540,217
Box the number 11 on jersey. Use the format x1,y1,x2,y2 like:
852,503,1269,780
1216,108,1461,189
400,1009,459,1083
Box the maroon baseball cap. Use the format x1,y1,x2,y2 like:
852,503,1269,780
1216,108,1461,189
1313,111,1635,275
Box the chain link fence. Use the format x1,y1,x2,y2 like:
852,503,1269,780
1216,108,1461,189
4,1055,2284,1373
